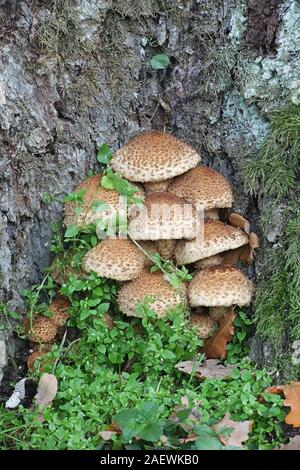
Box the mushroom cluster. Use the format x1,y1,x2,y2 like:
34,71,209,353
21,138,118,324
61,131,257,357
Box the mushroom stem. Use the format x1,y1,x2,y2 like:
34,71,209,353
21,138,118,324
205,209,219,220
157,240,176,259
209,306,233,324
144,180,171,194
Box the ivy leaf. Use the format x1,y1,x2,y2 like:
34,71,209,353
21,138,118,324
150,53,170,70
65,225,79,238
97,144,113,164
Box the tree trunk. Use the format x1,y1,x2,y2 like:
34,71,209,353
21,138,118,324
0,0,299,382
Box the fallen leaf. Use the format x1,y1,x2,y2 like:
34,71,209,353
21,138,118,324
99,431,117,441
277,436,300,450
264,382,300,427
282,382,300,427
201,310,235,359
213,413,252,448
179,432,199,444
35,373,58,407
229,213,250,234
169,398,201,432
175,359,234,379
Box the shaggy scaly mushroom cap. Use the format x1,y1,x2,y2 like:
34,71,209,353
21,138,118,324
49,296,70,327
190,312,218,339
129,192,198,240
175,220,248,265
168,167,233,211
117,269,188,318
188,266,253,307
27,317,57,343
63,173,144,227
111,131,201,182
83,238,145,281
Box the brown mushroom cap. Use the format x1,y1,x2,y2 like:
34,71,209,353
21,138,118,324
83,238,145,281
27,350,50,372
111,131,201,182
27,316,57,343
168,167,234,210
188,266,253,307
63,173,144,227
49,296,70,327
117,269,188,318
190,312,218,339
175,220,248,265
128,192,198,240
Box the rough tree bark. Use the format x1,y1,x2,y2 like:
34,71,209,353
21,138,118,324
1,0,300,382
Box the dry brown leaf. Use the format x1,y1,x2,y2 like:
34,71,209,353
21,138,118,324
277,435,300,450
201,310,235,359
35,373,58,407
282,382,300,427
175,359,234,379
179,432,199,444
229,213,250,234
213,412,252,448
99,431,117,441
264,382,300,427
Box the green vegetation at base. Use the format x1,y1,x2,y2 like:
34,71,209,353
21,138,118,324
0,222,286,450
240,103,300,377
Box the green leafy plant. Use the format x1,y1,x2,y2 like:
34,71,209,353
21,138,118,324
150,53,170,70
101,168,144,206
97,144,113,165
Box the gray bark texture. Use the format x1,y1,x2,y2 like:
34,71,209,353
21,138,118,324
0,0,300,379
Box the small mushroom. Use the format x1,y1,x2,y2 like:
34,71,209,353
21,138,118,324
27,316,57,344
175,220,249,265
49,296,70,327
128,192,199,241
188,266,253,308
117,269,188,318
83,238,145,281
168,167,234,218
111,130,201,182
190,312,218,339
27,350,50,372
64,173,144,227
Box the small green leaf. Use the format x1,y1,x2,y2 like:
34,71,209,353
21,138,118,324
91,200,111,212
43,193,53,204
101,174,115,190
150,53,170,70
97,144,112,164
161,350,176,360
65,225,79,238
